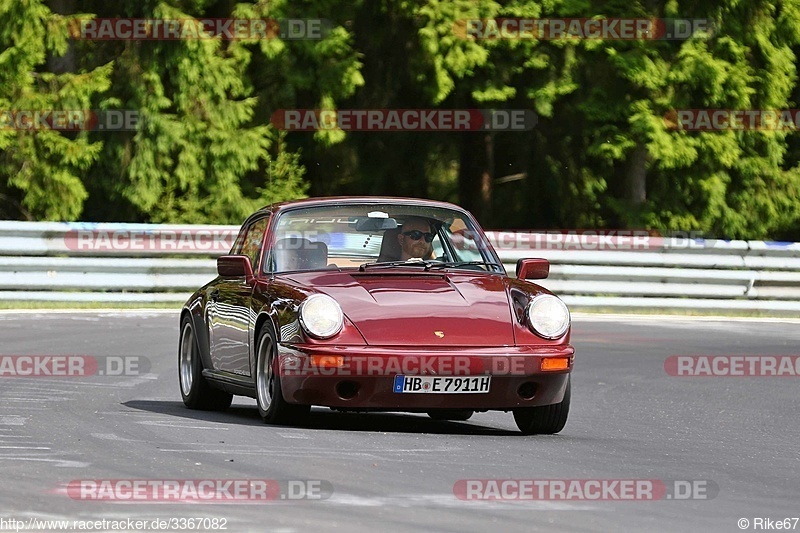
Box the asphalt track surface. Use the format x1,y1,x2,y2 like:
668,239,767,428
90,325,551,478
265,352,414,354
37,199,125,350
0,311,798,533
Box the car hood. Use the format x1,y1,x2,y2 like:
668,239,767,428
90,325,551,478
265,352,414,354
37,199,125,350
282,270,515,346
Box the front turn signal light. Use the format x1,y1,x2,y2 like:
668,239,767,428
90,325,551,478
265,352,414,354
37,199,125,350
541,357,570,371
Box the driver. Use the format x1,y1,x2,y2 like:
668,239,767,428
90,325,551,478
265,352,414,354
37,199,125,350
398,217,435,260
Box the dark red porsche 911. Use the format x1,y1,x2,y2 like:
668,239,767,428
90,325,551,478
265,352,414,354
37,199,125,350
179,197,574,434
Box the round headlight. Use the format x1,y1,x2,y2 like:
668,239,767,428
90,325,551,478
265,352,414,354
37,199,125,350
526,294,570,339
299,294,344,339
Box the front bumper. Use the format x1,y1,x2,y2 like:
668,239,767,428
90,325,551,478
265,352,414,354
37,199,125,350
277,344,573,410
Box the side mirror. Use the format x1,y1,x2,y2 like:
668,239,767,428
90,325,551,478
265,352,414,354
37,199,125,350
516,258,549,280
217,255,254,279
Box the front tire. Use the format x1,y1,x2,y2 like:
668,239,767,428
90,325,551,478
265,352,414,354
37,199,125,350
179,315,233,410
513,377,570,435
255,322,310,425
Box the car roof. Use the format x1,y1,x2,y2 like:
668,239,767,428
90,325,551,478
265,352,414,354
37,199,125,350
246,196,471,222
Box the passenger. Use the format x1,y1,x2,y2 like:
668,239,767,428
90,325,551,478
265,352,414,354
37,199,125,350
449,218,477,251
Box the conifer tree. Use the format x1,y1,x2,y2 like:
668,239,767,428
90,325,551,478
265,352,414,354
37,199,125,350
0,0,109,220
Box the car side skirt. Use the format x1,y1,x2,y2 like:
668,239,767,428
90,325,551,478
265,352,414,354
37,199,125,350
202,369,255,398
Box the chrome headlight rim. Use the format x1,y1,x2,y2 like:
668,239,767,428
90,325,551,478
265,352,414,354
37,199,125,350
525,294,571,340
299,294,344,339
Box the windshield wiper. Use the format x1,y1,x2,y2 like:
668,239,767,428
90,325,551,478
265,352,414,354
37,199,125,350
426,261,505,271
359,259,504,272
358,259,443,271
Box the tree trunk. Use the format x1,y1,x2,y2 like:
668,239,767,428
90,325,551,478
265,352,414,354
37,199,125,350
458,132,494,225
626,143,647,205
47,0,76,73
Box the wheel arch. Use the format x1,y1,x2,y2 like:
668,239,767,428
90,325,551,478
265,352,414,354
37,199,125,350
254,311,278,341
181,296,214,372
251,310,280,377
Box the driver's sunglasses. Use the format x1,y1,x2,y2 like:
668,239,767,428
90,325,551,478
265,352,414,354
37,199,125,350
402,230,435,243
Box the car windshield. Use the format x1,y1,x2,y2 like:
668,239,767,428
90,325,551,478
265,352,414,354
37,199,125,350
266,203,503,274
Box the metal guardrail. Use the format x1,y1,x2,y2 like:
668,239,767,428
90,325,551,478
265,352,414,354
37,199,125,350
1,221,799,312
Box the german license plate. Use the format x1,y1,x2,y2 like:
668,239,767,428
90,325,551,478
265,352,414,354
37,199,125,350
393,375,491,394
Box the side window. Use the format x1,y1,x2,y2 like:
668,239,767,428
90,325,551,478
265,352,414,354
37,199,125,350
239,217,270,272
232,229,246,255
431,231,445,259
445,219,482,263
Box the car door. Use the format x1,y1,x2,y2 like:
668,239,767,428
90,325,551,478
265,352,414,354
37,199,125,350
207,216,269,377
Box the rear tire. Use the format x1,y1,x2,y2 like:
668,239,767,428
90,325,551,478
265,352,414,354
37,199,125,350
513,377,570,435
179,315,233,410
426,409,474,421
255,322,310,425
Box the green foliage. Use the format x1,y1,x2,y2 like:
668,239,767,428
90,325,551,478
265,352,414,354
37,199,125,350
520,0,800,238
0,0,799,239
0,0,108,219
